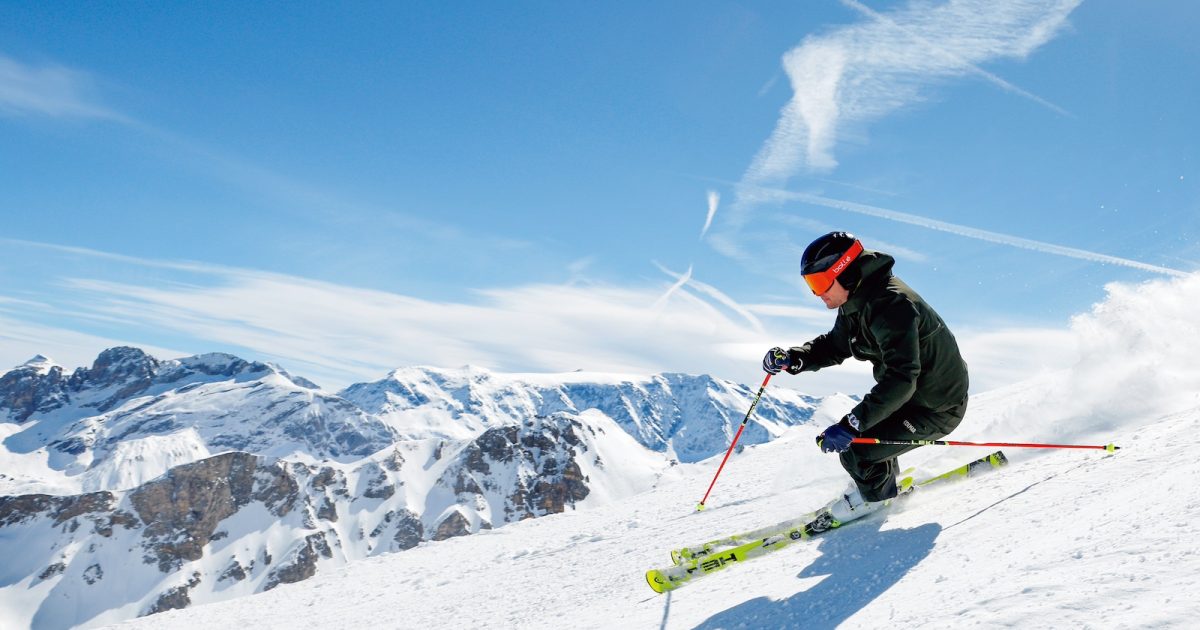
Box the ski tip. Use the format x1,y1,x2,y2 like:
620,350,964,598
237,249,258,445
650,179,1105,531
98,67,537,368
646,570,671,594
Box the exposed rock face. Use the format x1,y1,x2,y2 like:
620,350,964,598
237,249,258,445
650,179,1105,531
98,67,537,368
88,347,161,411
219,559,249,584
129,452,297,573
0,490,126,529
0,347,160,422
147,572,202,615
431,413,593,540
366,507,425,551
432,510,473,541
264,532,333,591
0,451,327,627
391,509,424,550
37,562,66,581
362,467,396,500
0,361,69,423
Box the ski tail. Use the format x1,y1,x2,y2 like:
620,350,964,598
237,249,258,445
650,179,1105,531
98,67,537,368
914,449,1008,487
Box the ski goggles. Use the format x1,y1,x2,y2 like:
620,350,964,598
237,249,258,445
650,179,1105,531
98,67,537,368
802,240,863,295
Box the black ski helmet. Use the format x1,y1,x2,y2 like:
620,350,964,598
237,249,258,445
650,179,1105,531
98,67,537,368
801,231,863,295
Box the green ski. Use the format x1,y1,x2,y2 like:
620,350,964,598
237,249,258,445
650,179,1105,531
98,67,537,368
647,450,1008,594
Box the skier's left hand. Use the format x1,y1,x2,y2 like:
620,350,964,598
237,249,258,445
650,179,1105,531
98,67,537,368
817,423,855,453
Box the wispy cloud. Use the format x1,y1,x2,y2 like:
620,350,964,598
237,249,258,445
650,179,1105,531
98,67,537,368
756,186,1191,277
0,239,1098,398
0,240,786,388
840,0,1074,117
53,270,778,390
0,54,127,121
701,190,720,239
746,0,1080,179
0,313,187,374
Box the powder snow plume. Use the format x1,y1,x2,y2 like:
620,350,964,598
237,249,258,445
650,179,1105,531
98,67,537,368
964,272,1200,449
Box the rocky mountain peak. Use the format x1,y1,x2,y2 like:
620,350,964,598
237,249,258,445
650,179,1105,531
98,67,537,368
1,356,68,423
170,353,268,379
22,354,57,372
86,346,159,388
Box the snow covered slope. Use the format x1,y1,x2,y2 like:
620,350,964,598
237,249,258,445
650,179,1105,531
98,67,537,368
102,273,1200,630
87,393,1193,630
100,400,1200,629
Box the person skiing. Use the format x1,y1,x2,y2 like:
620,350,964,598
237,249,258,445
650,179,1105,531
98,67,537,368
762,231,969,525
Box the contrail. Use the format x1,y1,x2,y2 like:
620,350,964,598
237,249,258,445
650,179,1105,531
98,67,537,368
743,186,1191,278
652,262,765,334
684,275,766,335
651,262,693,310
701,190,720,239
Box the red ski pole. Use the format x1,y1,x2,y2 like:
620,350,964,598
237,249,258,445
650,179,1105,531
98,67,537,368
851,437,1120,452
696,373,772,512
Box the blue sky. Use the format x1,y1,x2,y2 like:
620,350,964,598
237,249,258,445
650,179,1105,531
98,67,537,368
1,1,1197,394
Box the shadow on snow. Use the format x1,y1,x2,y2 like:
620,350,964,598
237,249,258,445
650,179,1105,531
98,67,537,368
691,518,942,630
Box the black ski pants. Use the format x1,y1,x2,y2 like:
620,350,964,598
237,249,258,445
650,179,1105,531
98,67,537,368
840,396,968,502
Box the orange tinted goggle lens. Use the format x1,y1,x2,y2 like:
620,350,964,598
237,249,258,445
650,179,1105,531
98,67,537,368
804,270,837,295
803,240,863,295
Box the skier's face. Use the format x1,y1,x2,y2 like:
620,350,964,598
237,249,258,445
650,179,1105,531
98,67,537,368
817,279,850,309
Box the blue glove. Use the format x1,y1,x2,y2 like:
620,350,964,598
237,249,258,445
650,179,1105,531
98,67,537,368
762,347,791,375
817,422,855,453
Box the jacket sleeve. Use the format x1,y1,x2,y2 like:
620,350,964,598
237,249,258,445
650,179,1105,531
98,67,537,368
789,314,852,373
848,299,922,432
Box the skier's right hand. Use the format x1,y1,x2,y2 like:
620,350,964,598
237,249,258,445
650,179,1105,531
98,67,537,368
762,347,792,375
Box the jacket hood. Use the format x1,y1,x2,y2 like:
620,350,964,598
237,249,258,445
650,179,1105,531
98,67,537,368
841,251,895,314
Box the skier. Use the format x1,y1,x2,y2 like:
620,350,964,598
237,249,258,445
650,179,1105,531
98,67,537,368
762,231,969,525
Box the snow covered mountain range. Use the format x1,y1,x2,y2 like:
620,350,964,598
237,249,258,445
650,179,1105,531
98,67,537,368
0,348,844,629
339,365,836,461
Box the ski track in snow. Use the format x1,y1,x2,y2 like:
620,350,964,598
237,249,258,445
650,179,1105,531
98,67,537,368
101,402,1200,630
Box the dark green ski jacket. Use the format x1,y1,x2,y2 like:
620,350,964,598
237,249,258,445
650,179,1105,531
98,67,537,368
789,251,969,433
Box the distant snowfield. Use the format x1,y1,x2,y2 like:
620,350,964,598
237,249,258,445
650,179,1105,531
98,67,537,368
103,273,1200,629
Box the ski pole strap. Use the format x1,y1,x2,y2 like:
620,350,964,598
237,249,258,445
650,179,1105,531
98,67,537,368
850,437,1120,452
